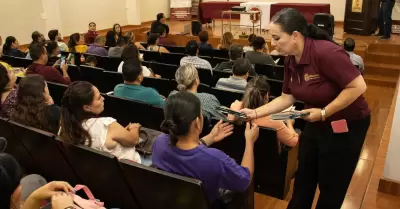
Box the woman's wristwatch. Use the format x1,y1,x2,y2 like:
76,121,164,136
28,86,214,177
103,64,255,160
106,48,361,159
321,108,327,121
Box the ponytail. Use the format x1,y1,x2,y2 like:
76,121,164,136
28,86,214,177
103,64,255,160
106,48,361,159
161,92,202,146
271,8,333,42
302,24,332,42
160,119,179,145
68,33,80,53
242,76,270,109
59,81,95,146
242,86,264,109
3,36,16,55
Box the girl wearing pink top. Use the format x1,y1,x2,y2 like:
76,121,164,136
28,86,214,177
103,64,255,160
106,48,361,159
229,76,298,147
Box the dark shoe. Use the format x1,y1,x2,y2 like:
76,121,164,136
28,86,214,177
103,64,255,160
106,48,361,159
380,36,390,40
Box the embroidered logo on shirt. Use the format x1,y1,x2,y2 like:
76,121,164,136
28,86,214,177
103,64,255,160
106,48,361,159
304,73,320,81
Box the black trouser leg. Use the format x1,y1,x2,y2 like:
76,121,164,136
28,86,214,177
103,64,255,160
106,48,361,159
286,126,319,209
287,116,370,209
382,1,395,38
378,3,384,34
316,115,370,209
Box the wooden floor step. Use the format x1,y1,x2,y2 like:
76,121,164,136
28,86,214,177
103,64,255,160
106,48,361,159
365,62,400,77
368,43,400,54
363,74,398,87
366,52,400,65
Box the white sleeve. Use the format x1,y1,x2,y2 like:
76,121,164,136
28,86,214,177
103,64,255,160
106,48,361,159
84,117,117,149
142,66,151,77
118,61,124,73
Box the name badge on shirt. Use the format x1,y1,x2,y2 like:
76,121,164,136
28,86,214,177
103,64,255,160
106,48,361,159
304,73,320,81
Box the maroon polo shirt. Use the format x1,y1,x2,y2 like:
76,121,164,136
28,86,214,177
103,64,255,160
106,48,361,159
26,63,71,85
283,38,370,122
84,30,99,44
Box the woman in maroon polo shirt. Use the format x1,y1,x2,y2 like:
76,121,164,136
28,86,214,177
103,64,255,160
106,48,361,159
241,8,370,209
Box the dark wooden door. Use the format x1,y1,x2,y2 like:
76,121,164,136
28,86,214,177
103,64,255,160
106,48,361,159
344,0,380,35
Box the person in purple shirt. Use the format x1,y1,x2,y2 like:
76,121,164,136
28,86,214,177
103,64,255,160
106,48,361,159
87,36,108,57
152,92,259,203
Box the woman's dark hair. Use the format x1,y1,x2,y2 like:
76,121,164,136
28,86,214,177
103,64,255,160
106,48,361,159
124,32,135,45
68,33,80,53
11,75,52,133
248,34,256,46
242,75,270,109
105,31,117,47
0,153,22,209
220,32,233,50
191,21,202,36
46,41,59,56
147,34,159,45
89,22,96,27
271,8,331,41
31,31,42,44
121,44,140,62
113,24,122,38
160,92,202,145
3,36,17,55
0,64,10,96
60,81,96,146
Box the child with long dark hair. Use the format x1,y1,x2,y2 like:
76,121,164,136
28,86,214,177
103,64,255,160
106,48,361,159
229,75,298,147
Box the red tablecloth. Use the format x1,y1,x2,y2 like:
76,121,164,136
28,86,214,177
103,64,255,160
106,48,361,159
199,1,242,24
270,3,330,24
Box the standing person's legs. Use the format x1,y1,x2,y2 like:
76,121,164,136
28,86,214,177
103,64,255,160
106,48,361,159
387,1,395,36
382,1,393,38
287,124,319,209
315,116,370,209
377,2,385,35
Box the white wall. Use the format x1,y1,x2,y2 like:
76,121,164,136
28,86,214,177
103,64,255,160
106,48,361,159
0,0,46,44
202,0,346,21
383,88,400,182
393,2,400,21
58,0,128,36
42,0,63,35
139,0,171,22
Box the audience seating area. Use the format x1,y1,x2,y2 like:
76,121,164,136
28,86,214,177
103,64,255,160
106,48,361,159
0,117,217,209
0,46,303,207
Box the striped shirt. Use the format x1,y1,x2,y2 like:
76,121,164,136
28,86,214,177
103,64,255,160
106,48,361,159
215,77,247,92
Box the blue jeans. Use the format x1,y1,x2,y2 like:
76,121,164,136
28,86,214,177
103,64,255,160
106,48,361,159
140,154,152,166
378,1,395,37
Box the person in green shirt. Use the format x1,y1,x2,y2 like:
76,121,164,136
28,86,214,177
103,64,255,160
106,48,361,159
114,60,165,107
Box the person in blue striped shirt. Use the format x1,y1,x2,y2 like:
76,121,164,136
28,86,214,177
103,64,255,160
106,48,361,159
215,58,250,92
